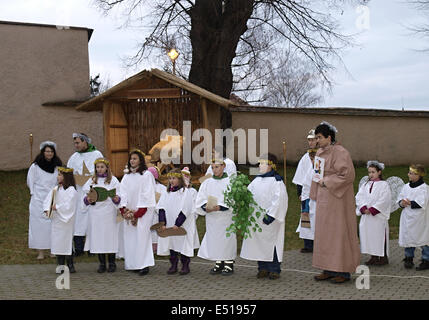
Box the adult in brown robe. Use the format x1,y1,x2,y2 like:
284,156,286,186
310,122,360,284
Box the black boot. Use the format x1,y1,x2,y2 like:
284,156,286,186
107,253,116,273
179,255,190,275
66,255,76,273
403,256,414,269
56,255,66,274
416,259,429,271
97,254,106,273
167,250,179,274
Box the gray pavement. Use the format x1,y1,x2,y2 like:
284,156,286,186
0,240,428,300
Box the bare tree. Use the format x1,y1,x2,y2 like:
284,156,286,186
407,0,429,51
256,52,324,107
94,0,364,124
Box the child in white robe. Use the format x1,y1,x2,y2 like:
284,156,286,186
240,154,288,279
196,159,237,275
43,167,77,273
156,169,199,275
83,158,121,273
292,129,318,253
119,149,156,276
355,161,391,266
397,164,429,270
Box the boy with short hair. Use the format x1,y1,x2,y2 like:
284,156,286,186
397,164,429,270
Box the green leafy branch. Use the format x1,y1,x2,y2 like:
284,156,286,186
223,172,266,239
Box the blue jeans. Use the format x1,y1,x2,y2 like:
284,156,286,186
405,246,429,261
258,248,281,274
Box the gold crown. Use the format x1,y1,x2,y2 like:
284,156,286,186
211,158,225,165
130,148,146,158
258,159,277,171
94,158,110,166
58,167,74,173
409,166,426,177
167,172,183,178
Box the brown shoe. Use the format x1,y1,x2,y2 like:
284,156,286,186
365,256,378,265
373,256,389,266
268,272,280,280
330,276,350,284
257,270,269,279
314,272,334,281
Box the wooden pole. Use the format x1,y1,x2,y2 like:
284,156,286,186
282,141,286,182
29,133,33,163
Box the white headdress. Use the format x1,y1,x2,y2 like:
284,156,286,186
367,160,385,171
72,133,91,144
320,121,338,133
307,129,316,139
39,141,57,151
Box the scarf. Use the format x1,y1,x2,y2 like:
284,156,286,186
78,144,97,154
35,157,62,174
410,178,424,188
213,172,228,180
257,169,283,181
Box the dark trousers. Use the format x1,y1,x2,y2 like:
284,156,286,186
304,239,314,249
258,248,281,274
73,236,85,254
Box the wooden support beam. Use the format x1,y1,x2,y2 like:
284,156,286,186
112,88,183,99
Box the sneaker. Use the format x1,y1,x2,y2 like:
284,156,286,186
221,262,234,276
403,257,414,269
416,259,429,271
210,261,224,275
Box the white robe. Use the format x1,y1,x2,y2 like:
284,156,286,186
119,171,156,270
83,176,121,254
355,180,391,256
240,176,288,262
196,176,237,261
187,187,201,249
295,168,317,240
27,163,57,249
156,188,200,257
397,182,429,248
43,186,77,255
67,149,103,236
206,158,237,177
292,152,312,187
150,182,167,244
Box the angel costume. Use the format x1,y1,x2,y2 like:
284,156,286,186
82,175,121,254
43,186,77,256
27,163,58,249
196,173,236,274
356,179,392,257
240,170,288,275
119,170,156,271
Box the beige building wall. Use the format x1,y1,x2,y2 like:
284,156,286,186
0,21,103,170
231,107,429,166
